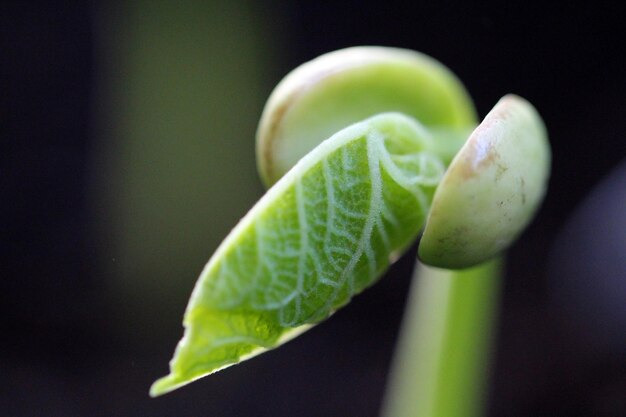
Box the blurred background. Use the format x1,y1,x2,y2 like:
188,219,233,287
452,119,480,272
1,1,624,416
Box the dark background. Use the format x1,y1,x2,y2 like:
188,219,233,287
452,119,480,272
1,1,625,416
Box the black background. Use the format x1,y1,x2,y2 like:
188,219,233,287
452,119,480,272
1,1,625,416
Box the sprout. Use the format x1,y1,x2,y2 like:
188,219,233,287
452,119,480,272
151,46,550,407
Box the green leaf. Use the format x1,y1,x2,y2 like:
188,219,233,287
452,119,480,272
150,113,446,396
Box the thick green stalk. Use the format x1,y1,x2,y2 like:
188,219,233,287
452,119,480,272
381,258,501,417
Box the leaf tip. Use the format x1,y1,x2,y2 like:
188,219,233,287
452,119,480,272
149,374,186,398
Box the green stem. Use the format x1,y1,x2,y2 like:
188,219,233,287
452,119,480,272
381,257,501,417
429,127,475,166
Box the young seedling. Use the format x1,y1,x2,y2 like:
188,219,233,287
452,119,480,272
151,46,550,417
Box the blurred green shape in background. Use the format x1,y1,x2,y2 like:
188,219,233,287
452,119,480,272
91,0,285,346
